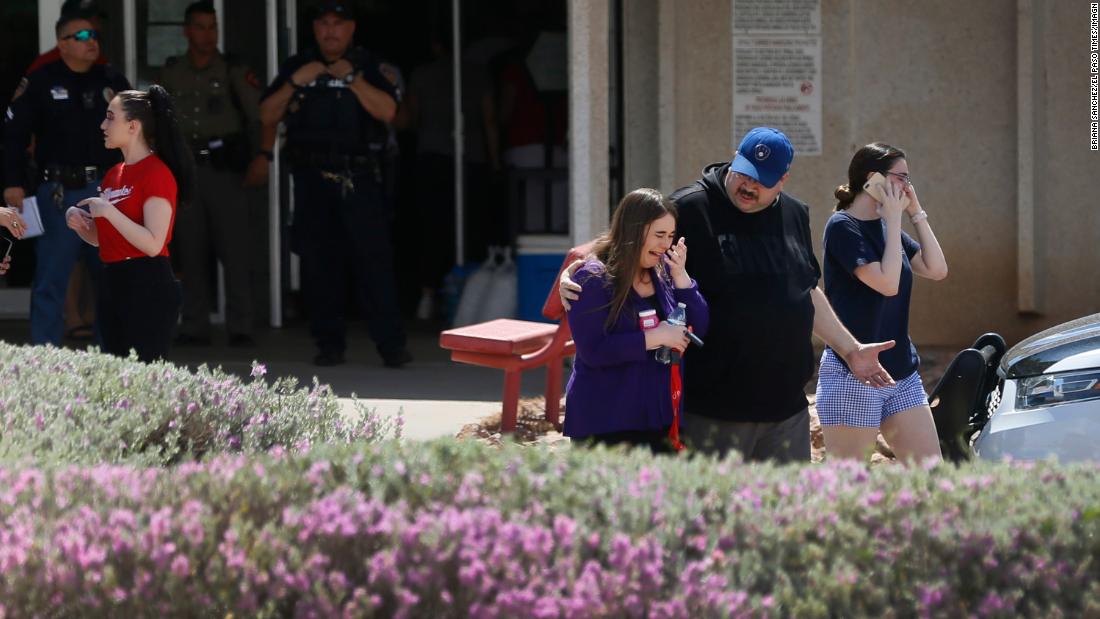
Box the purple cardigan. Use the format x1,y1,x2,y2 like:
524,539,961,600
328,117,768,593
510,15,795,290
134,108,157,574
564,260,709,439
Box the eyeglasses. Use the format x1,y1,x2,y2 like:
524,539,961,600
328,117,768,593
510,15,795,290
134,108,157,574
884,171,913,186
730,171,763,188
62,29,99,42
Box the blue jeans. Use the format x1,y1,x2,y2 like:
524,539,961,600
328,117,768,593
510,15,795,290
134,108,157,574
31,181,103,345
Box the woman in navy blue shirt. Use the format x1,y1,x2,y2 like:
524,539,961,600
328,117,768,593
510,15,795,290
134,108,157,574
817,143,948,463
565,188,709,453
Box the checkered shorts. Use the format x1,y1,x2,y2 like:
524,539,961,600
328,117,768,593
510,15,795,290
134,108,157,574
815,348,929,428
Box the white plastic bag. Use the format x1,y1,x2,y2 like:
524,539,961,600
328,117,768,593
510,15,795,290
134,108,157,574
452,247,500,327
480,246,517,322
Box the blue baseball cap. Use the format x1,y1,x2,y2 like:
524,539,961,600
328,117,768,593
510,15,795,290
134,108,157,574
729,127,794,189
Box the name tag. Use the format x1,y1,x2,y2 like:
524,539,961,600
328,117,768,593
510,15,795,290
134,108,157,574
50,86,69,100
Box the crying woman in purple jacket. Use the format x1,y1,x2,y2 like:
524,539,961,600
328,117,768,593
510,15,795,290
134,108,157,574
564,188,709,453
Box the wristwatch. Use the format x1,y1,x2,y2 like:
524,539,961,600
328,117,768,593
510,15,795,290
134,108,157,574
343,71,358,85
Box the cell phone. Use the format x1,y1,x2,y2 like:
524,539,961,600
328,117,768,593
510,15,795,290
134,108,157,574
862,172,910,209
686,330,704,348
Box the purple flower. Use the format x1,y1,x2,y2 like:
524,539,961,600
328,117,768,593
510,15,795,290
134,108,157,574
170,554,190,578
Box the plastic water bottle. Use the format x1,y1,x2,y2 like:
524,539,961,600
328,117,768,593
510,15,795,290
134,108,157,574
656,303,687,364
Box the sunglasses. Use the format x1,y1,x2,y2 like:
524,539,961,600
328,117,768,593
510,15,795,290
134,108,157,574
63,29,99,42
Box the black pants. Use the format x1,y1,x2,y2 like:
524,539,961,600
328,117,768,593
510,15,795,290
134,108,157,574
582,427,674,455
292,169,406,358
98,256,182,363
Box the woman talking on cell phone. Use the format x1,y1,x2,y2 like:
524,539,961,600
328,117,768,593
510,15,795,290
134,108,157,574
65,86,193,362
816,143,948,463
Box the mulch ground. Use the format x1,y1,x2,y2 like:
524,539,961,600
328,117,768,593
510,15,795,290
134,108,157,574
455,347,958,463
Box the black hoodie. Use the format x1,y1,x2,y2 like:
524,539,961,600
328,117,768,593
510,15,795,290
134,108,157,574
670,162,821,423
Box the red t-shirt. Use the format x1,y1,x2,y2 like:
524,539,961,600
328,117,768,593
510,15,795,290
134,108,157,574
95,155,176,263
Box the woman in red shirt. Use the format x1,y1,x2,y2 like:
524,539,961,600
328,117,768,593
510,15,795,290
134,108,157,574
65,85,194,362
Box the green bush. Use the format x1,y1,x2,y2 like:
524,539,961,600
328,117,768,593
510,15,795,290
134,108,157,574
0,343,398,465
1,440,1098,617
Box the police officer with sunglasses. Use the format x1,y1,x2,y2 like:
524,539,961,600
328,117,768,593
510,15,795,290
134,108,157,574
2,11,131,345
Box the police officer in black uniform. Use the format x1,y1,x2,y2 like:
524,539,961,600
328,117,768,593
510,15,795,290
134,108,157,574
260,0,411,367
3,12,131,345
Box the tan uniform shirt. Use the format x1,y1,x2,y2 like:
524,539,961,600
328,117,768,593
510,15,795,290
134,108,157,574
159,52,261,147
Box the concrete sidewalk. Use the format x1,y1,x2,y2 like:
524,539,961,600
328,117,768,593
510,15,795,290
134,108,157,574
0,318,554,441
340,397,502,440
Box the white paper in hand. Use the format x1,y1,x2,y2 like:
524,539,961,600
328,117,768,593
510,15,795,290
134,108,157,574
19,197,45,238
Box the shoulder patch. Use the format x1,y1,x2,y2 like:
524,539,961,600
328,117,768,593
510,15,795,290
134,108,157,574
379,62,400,86
10,77,28,102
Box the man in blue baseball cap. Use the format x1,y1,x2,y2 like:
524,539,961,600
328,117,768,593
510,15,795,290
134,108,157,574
559,126,896,462
668,126,895,461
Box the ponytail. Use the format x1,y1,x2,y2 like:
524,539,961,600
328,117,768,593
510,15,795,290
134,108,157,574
117,86,196,205
833,184,856,211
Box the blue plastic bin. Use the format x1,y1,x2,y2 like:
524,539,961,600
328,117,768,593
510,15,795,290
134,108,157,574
515,235,570,322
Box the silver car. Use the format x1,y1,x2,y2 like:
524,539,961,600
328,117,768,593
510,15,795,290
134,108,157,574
971,314,1100,463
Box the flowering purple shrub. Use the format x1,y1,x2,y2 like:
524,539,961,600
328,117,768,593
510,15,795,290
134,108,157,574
0,343,398,465
1,441,1098,617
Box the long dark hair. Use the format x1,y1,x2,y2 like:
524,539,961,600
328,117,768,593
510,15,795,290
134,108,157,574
117,86,195,205
588,188,677,331
834,142,906,211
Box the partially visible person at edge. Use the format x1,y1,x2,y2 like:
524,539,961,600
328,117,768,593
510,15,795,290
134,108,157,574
564,188,709,454
65,86,193,362
561,128,895,463
0,206,28,275
816,143,948,463
258,0,412,368
3,11,131,346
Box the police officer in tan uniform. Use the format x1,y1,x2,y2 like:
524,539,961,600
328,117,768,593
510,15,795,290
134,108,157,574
160,0,263,346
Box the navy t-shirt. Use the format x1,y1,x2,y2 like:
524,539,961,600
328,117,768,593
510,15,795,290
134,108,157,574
822,211,922,380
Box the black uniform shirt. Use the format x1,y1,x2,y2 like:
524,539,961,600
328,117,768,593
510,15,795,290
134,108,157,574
262,46,398,153
3,59,131,185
